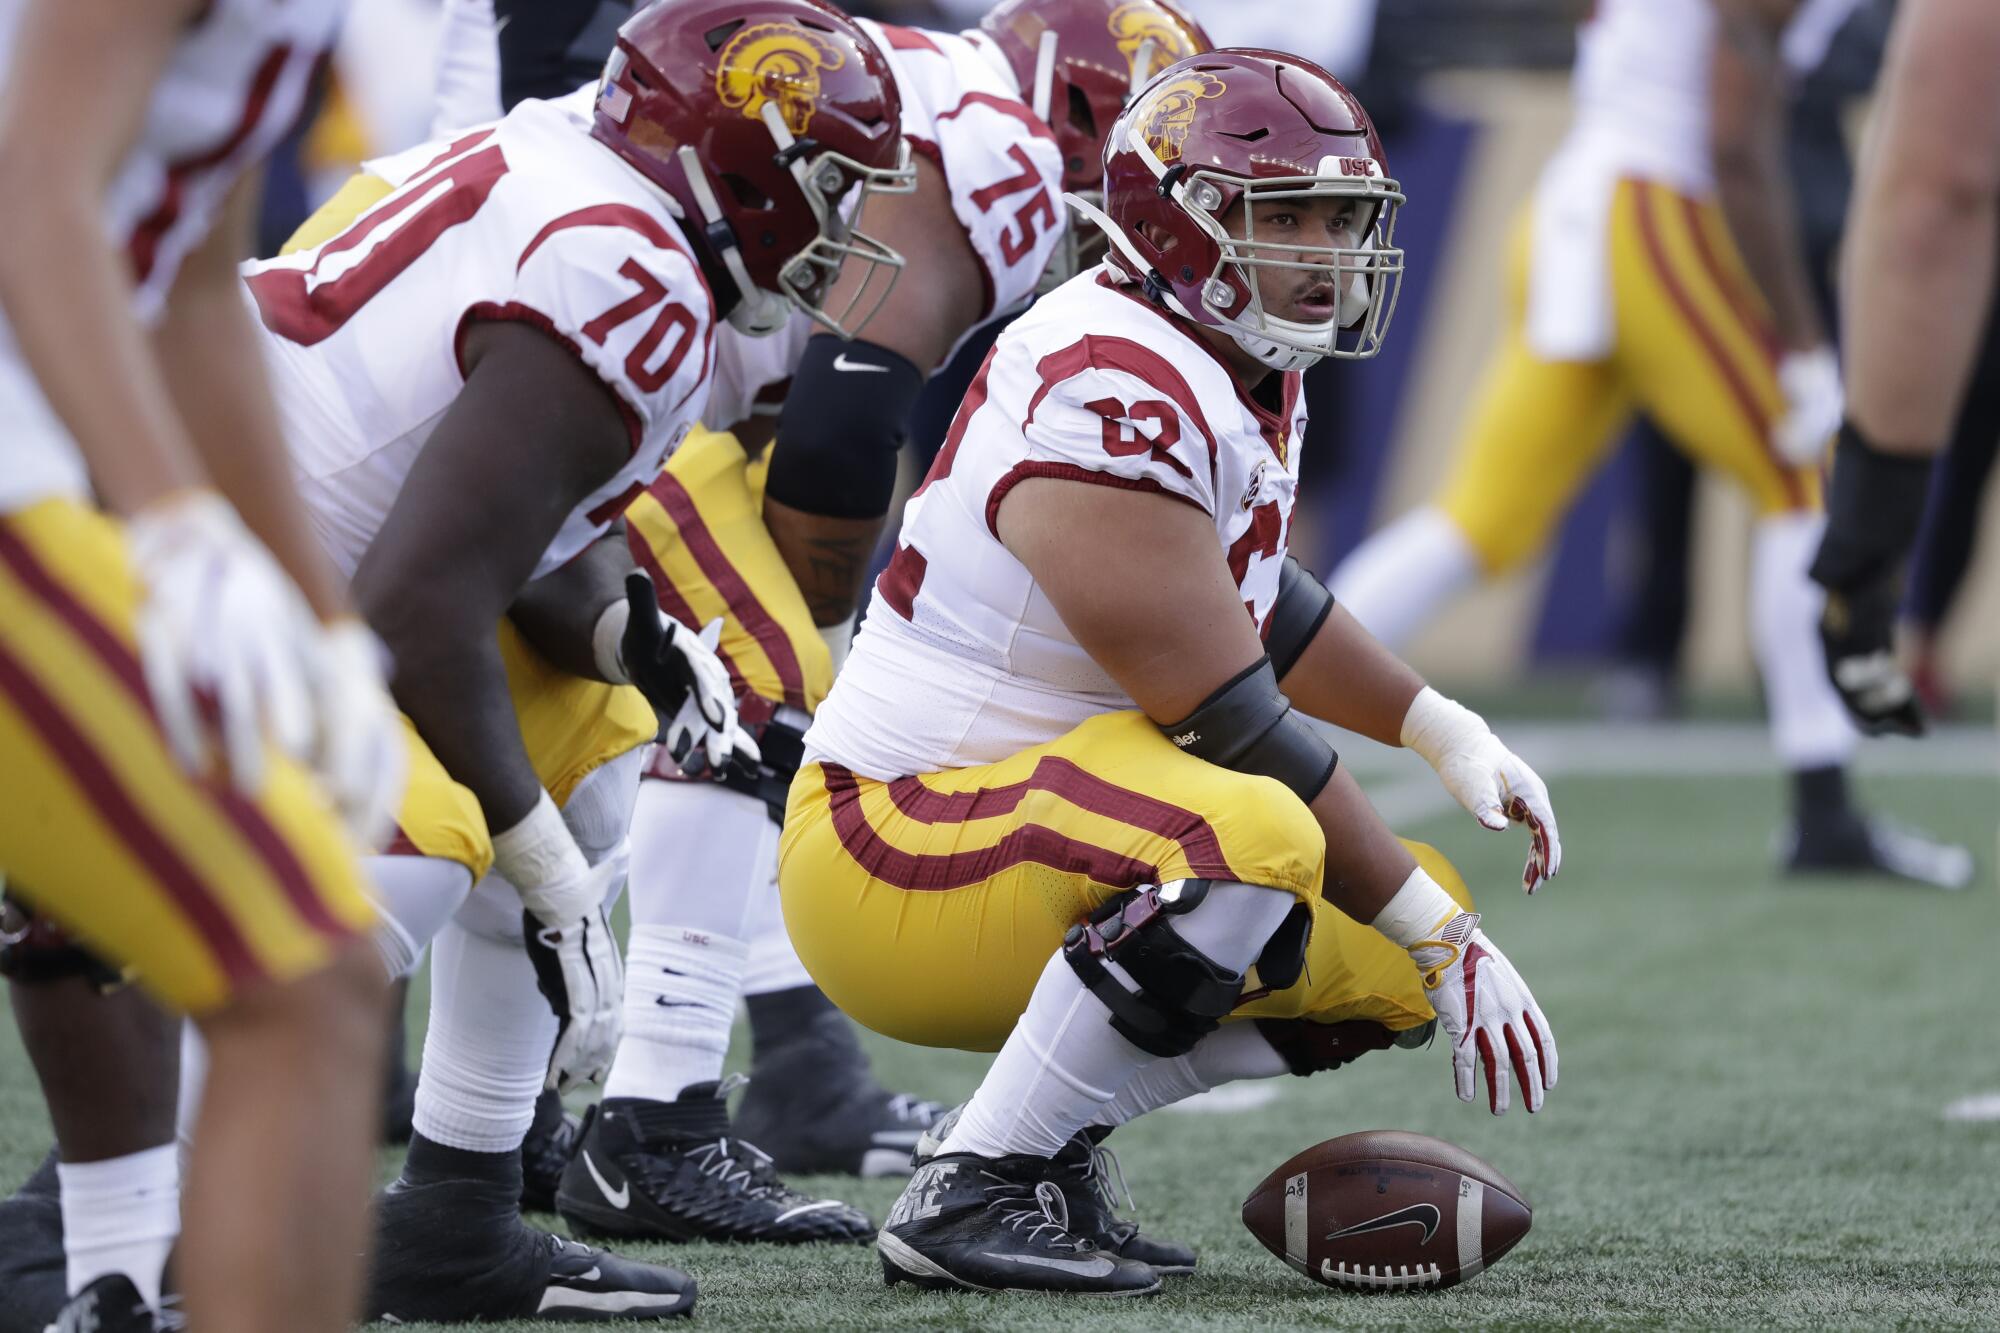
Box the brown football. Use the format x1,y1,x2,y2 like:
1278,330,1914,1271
1241,1130,1531,1292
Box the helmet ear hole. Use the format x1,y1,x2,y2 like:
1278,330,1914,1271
1067,85,1097,139
720,173,771,210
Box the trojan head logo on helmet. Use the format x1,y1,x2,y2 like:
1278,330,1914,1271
593,0,915,339
1073,48,1407,370
976,0,1211,291
1134,68,1224,163
715,21,844,137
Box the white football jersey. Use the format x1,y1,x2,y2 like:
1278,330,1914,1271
700,18,1066,431
1568,0,1717,193
244,98,714,580
0,0,342,511
806,269,1306,781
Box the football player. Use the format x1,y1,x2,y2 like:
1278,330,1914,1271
1811,0,2000,736
236,0,909,1320
0,1,406,1330
1326,0,1971,889
782,49,1563,1295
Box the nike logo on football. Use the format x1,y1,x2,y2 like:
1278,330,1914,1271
580,1151,631,1210
1325,1202,1442,1245
986,1252,1118,1277
833,353,890,373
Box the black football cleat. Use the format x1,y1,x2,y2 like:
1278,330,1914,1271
1780,812,1974,889
915,1105,1196,1274
878,1152,1160,1296
521,1087,584,1212
733,1010,943,1177
556,1082,873,1245
46,1274,159,1333
367,1170,694,1322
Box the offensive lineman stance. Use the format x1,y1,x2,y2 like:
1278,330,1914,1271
241,0,910,1319
1327,0,1969,887
784,50,1562,1296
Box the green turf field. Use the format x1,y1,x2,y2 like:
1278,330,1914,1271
2,724,1995,1329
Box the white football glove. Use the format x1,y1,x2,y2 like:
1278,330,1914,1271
304,619,406,851
1410,910,1556,1115
1773,344,1843,466
611,572,759,777
1401,687,1562,893
125,490,316,794
492,793,626,1093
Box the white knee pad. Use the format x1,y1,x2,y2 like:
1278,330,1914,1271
563,746,645,863
365,855,475,979
627,776,776,940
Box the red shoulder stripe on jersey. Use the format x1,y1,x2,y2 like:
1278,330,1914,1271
936,91,1058,145
876,545,928,621
984,460,1204,539
1025,335,1220,484
626,499,751,698
878,23,942,53
645,470,809,711
129,45,292,285
414,128,497,179
0,526,349,959
455,301,643,454
1633,183,1803,508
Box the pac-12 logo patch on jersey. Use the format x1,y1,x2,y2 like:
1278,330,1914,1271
715,22,846,136
1108,3,1198,82
1136,70,1225,163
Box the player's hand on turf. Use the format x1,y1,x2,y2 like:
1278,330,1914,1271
1409,912,1555,1115
619,572,760,778
520,852,628,1093
1819,573,1925,737
1773,345,1843,466
126,489,318,793
302,619,406,850
1400,687,1561,892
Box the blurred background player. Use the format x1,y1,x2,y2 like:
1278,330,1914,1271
0,1,408,1330
1811,0,2000,738
1326,0,1971,888
787,48,1562,1295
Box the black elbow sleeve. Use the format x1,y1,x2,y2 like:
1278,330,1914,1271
764,336,925,520
1159,657,1338,804
1266,556,1334,680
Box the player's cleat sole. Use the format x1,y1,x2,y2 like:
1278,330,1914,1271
556,1083,873,1245
734,1011,943,1177
877,1152,1160,1296
1779,813,1975,889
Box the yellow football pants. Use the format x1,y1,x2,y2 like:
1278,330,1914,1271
778,710,1471,1053
1440,178,1822,573
0,499,377,1014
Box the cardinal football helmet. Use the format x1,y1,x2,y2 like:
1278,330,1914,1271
592,0,915,337
976,0,1211,290
1075,49,1406,369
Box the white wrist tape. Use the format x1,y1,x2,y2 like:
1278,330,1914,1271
592,599,632,685
1371,866,1464,949
818,615,856,676
1399,685,1490,768
490,789,590,894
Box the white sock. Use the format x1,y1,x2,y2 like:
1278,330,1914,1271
1327,505,1482,649
627,778,773,939
1091,1022,1291,1128
411,876,558,1153
1751,512,1859,770
57,1145,179,1308
942,883,1296,1158
741,863,813,997
603,926,748,1102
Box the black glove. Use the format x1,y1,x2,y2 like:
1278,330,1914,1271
1808,420,1934,737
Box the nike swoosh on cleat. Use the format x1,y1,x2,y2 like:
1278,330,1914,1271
774,1199,842,1223
985,1252,1118,1277
833,353,890,373
580,1151,631,1210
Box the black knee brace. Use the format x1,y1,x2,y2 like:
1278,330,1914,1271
0,896,125,991
1063,880,1246,1058
1253,1017,1413,1077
